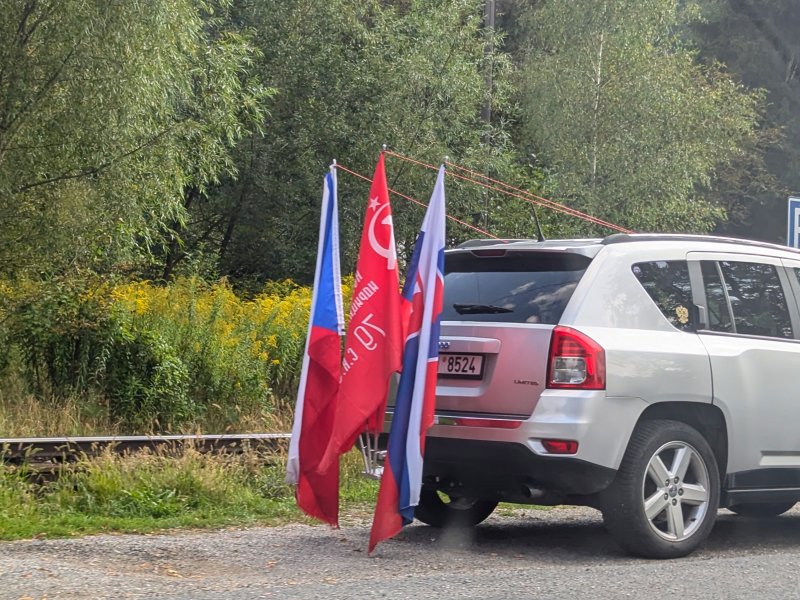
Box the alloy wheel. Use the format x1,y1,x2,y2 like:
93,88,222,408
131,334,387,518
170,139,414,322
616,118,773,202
641,441,710,541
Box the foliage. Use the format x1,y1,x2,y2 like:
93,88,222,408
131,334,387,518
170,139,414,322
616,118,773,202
110,277,319,425
515,0,764,235
0,276,331,432
171,0,534,283
0,0,272,278
2,277,188,430
0,0,792,276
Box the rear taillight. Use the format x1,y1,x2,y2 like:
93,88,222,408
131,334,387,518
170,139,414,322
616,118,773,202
541,439,579,454
546,326,606,390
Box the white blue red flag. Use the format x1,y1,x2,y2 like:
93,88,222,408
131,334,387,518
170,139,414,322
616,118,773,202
286,165,344,526
369,165,446,552
317,154,403,474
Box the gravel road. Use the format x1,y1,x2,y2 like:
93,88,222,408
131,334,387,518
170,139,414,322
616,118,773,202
3,506,800,599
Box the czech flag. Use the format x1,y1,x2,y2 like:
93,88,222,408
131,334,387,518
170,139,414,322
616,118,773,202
286,165,344,526
369,165,446,552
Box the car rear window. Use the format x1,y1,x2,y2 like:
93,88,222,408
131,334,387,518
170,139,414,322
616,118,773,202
441,251,591,324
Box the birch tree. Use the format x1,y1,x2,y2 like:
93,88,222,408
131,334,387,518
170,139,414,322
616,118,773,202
516,0,763,234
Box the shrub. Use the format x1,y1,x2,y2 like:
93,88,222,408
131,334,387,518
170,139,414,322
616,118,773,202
110,276,313,428
4,276,113,394
101,325,192,430
0,275,334,433
2,277,192,430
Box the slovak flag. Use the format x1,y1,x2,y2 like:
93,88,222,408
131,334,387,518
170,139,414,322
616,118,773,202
317,154,403,475
286,165,344,526
369,165,446,552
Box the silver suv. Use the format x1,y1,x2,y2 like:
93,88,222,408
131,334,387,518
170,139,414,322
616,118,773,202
412,233,800,558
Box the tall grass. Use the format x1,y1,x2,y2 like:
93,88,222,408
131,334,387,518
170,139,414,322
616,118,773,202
0,371,117,437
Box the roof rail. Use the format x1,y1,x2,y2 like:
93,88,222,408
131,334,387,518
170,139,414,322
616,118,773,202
601,233,800,254
455,238,606,250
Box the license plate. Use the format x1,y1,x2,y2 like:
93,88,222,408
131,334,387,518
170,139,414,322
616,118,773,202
438,353,485,380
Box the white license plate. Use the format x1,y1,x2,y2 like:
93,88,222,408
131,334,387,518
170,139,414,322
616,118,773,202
438,353,485,380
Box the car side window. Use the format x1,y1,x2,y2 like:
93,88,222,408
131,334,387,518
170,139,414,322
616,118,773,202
717,261,793,339
631,260,694,331
700,261,733,333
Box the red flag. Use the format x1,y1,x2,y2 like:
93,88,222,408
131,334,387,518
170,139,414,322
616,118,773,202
286,167,343,526
317,154,403,473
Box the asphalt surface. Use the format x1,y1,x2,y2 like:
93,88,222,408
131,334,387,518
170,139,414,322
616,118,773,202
2,506,800,599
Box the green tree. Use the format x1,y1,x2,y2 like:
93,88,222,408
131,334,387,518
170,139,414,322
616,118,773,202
515,0,763,235
0,0,271,277
171,0,536,284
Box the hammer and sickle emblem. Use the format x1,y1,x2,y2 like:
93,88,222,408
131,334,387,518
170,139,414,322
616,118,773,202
368,200,397,270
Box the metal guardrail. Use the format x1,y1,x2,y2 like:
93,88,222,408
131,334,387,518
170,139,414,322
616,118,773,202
0,433,291,465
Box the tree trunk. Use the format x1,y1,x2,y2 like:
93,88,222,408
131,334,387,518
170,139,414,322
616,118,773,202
162,186,199,281
591,30,605,189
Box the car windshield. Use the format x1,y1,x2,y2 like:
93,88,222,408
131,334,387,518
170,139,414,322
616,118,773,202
441,251,591,324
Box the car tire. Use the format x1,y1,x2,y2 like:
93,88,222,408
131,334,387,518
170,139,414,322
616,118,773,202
601,419,720,559
414,489,498,528
728,501,797,518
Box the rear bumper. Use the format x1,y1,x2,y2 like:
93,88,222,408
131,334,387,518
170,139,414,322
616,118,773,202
425,391,648,471
421,437,616,501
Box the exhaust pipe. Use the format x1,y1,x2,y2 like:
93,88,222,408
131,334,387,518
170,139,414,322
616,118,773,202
521,484,546,500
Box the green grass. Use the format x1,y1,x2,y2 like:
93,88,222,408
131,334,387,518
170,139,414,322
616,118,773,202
0,367,380,541
0,446,378,541
0,445,553,541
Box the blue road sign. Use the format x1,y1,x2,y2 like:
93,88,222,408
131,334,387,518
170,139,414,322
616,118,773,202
788,197,800,248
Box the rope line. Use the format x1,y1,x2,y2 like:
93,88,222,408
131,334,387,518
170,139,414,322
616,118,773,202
444,161,631,233
445,167,630,233
335,163,500,240
384,150,633,234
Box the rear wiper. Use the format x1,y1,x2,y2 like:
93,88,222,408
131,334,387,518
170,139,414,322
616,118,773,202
453,303,513,315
